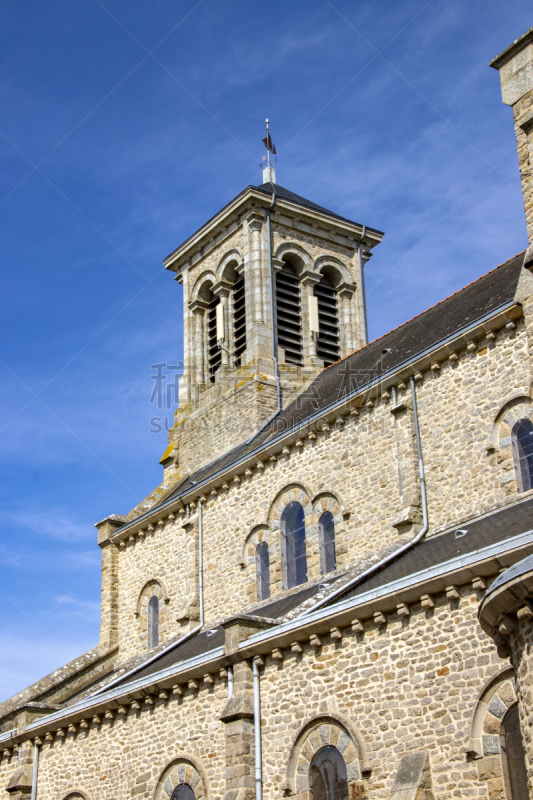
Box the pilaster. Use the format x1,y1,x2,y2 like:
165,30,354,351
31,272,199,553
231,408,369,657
95,515,123,650
491,28,533,243
390,396,423,536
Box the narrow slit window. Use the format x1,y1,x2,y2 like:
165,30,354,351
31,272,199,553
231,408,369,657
255,541,270,601
276,264,303,365
207,294,221,382
281,501,307,589
314,275,340,365
318,511,336,574
233,274,246,366
147,595,159,648
512,418,533,492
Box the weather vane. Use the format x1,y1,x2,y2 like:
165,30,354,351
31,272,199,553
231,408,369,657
261,118,277,170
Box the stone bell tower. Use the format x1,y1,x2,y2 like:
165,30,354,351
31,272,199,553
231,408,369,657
160,168,383,476
491,27,533,247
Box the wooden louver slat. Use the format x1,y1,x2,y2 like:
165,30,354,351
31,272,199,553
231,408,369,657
233,275,246,367
314,280,340,366
207,295,221,382
276,266,303,365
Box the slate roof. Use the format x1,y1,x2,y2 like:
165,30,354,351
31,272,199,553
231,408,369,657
338,495,533,603
110,495,533,691
146,251,524,513
254,183,382,229
164,182,381,264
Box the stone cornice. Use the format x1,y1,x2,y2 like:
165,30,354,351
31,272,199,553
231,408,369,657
163,187,382,277
4,525,532,747
110,302,521,542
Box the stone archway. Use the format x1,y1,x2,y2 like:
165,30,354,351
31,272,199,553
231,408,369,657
154,757,208,800
283,714,370,797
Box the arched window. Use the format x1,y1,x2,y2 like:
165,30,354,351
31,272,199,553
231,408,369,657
276,263,303,366
281,501,307,589
170,785,195,800
314,274,340,365
310,745,349,800
501,704,528,800
318,511,336,574
256,541,270,601
233,273,246,367
147,595,159,648
512,418,533,492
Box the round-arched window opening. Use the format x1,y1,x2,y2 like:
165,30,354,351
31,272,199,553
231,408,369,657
170,785,195,800
310,745,349,800
255,541,270,601
512,418,533,492
501,704,528,800
281,500,307,589
148,595,159,649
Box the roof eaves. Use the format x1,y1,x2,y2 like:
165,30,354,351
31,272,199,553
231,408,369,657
111,297,518,540
11,515,533,741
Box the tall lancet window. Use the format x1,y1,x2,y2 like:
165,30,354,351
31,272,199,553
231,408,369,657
207,292,222,383
147,595,159,648
255,541,270,601
281,501,307,589
512,418,533,492
233,274,246,367
276,263,303,366
318,511,336,574
314,273,340,365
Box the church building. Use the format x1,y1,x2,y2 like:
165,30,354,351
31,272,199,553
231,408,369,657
3,26,533,800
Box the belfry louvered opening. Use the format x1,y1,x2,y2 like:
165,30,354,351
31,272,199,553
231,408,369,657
276,263,303,365
314,274,340,365
233,274,246,367
207,295,221,382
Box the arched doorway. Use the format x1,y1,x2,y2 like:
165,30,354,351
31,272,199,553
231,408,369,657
501,704,528,800
309,745,349,800
170,785,196,800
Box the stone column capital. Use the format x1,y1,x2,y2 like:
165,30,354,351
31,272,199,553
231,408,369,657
247,211,264,232
189,298,208,315
212,280,232,298
338,281,357,299
300,269,322,288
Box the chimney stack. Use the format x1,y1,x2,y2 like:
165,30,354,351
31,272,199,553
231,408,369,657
491,28,533,245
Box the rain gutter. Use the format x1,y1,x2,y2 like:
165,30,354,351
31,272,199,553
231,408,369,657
112,300,517,540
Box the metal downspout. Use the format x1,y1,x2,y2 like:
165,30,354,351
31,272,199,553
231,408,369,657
253,658,262,800
92,500,205,696
357,225,369,345
30,742,39,800
300,375,428,616
246,184,280,443
391,385,403,498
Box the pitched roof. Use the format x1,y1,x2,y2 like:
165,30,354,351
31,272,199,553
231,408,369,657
337,494,533,604
152,251,524,510
110,494,533,692
164,181,382,266
255,182,380,228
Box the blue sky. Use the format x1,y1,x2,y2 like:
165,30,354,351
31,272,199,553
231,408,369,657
0,0,530,698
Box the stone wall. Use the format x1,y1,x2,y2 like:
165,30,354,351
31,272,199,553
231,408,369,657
168,202,369,475
0,584,512,800
115,308,533,661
